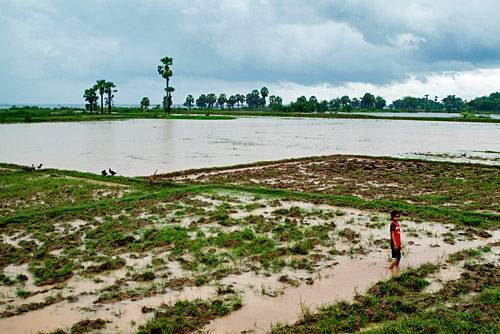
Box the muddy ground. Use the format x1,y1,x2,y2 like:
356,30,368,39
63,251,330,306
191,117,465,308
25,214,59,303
0,155,499,334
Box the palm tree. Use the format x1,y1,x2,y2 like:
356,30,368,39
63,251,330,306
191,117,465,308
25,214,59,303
184,95,194,109
83,87,98,114
158,57,173,114
207,93,216,109
227,95,237,110
340,95,350,107
196,94,207,109
260,87,269,107
104,81,117,114
94,80,106,114
140,97,150,110
235,94,245,108
217,93,227,109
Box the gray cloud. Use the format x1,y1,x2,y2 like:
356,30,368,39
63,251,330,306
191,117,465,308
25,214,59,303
1,0,500,104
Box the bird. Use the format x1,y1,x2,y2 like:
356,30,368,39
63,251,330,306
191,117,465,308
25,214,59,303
108,168,117,176
37,163,43,169
101,170,107,176
23,164,35,171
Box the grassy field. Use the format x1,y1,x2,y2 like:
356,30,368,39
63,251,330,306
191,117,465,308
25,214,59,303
0,155,498,333
1,106,499,124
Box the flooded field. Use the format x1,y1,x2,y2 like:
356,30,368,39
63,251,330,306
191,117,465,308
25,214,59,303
1,117,499,177
1,155,499,333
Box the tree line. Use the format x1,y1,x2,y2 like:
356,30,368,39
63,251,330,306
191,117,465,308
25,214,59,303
180,87,284,111
83,80,116,114
82,55,500,113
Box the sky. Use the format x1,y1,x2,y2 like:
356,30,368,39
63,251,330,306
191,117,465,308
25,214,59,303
1,0,500,106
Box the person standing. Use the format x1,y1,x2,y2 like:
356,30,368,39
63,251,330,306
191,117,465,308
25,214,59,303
389,210,402,269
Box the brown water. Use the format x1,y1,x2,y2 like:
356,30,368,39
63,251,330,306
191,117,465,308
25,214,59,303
204,226,499,334
1,118,499,176
1,199,499,333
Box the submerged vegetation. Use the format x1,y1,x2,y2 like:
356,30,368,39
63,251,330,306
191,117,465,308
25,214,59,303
0,155,499,333
1,105,499,124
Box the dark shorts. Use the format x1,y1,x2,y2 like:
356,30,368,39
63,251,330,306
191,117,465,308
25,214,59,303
392,249,401,261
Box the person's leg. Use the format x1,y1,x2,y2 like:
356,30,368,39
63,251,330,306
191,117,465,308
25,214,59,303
389,249,401,269
389,258,399,269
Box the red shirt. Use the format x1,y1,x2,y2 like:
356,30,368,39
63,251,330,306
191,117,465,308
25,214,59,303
390,221,401,248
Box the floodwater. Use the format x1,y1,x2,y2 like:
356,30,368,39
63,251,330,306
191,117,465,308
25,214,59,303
344,112,500,119
2,199,499,334
1,117,499,176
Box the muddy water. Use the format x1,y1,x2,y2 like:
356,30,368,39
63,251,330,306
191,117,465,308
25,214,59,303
204,225,500,334
1,118,499,176
0,286,216,334
1,199,499,334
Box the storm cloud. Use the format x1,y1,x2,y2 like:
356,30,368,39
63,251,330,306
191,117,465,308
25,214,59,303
1,0,499,104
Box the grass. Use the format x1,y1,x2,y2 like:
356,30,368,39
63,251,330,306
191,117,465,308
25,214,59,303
0,155,498,333
0,107,235,123
271,249,499,334
137,296,242,334
1,106,499,124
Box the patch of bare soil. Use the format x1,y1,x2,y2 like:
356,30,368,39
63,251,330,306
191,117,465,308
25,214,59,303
159,155,500,216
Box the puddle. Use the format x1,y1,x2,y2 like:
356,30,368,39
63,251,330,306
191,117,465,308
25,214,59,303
1,233,43,249
1,198,498,334
423,264,464,294
204,231,498,334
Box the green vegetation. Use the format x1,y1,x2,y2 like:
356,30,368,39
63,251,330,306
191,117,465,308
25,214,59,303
0,106,235,123
0,155,498,333
138,296,242,334
158,56,174,114
271,249,500,334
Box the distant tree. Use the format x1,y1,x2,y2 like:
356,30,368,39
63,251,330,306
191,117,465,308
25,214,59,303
442,95,463,111
227,95,237,110
83,87,98,114
297,96,307,103
361,93,376,109
217,93,227,109
260,87,269,107
287,96,317,113
329,98,341,110
341,104,354,112
184,94,194,109
269,95,282,111
196,94,207,109
246,90,260,108
94,79,106,114
351,97,360,109
235,94,245,108
340,95,350,107
207,93,216,109
402,96,418,111
158,56,173,114
467,92,500,111
375,96,386,110
140,97,150,110
104,81,116,114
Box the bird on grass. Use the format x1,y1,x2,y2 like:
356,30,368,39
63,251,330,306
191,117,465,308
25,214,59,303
109,168,117,176
37,163,43,169
22,164,35,171
101,170,107,176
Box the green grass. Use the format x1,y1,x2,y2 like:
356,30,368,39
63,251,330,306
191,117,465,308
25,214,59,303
271,250,500,334
137,296,242,334
0,156,498,332
1,106,499,123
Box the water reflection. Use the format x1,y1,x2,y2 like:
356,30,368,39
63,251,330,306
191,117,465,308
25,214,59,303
1,117,499,176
